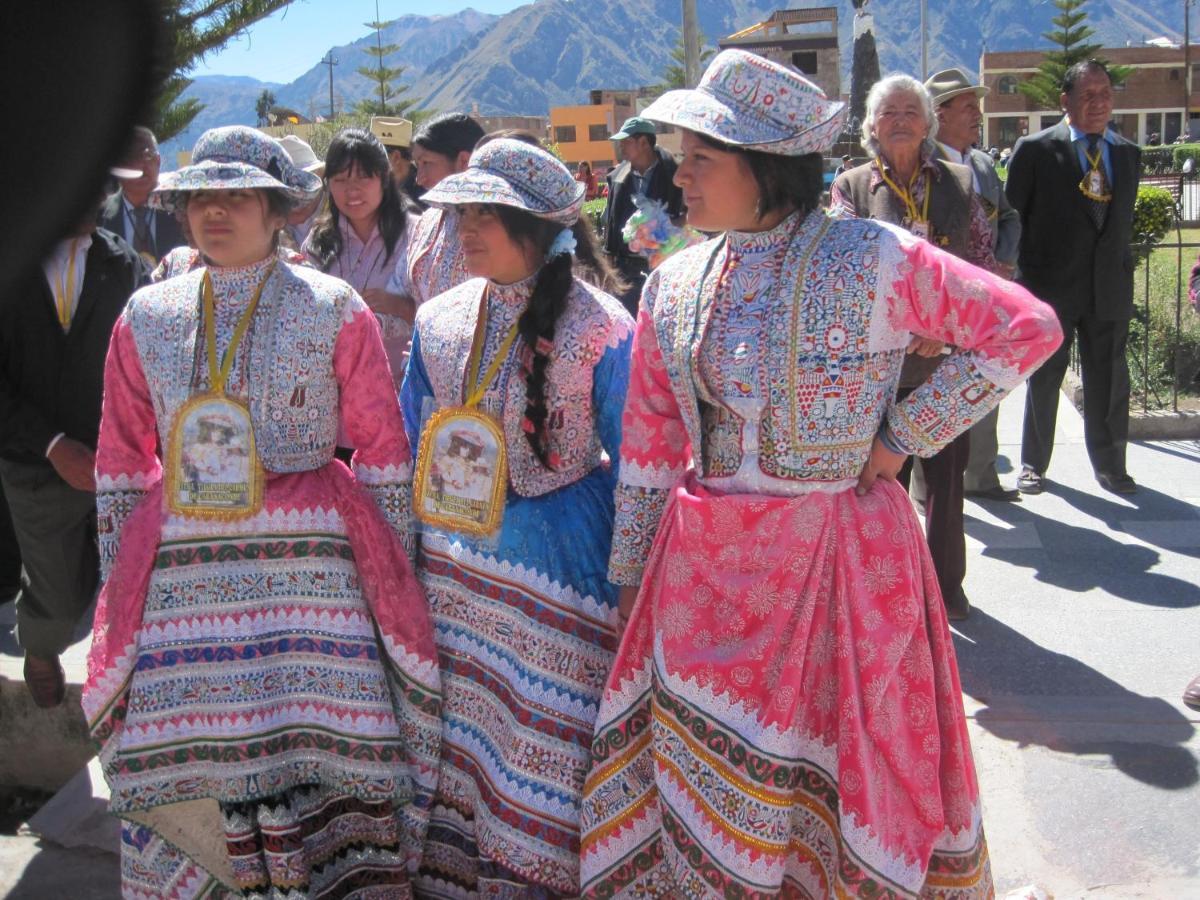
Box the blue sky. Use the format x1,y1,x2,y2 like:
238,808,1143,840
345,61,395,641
197,0,529,83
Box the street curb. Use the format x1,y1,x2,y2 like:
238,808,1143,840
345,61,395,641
1063,370,1200,439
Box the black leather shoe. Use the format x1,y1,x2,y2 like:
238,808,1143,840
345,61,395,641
1184,675,1200,711
1096,471,1137,495
965,484,1022,502
944,588,970,621
1016,467,1044,495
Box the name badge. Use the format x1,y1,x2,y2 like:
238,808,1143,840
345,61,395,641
413,406,507,537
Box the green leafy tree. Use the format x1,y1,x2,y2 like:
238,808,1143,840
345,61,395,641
1017,0,1131,109
354,4,420,118
654,30,715,94
154,1,295,141
255,88,277,126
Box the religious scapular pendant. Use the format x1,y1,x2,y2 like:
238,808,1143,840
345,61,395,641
166,393,264,520
413,406,508,537
1079,170,1111,202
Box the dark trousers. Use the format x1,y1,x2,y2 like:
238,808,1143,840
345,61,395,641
0,459,99,656
613,256,650,318
898,429,969,603
1021,311,1130,477
0,480,20,601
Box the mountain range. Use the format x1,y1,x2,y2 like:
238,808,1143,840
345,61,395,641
163,0,1190,165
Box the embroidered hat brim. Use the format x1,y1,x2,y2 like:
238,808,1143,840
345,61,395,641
422,168,585,227
640,49,847,156
150,159,323,212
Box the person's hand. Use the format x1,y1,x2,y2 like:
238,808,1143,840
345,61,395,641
361,289,414,320
855,434,906,497
48,437,96,492
616,585,639,635
906,336,945,357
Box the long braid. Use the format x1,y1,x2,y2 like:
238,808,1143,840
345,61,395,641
516,251,573,467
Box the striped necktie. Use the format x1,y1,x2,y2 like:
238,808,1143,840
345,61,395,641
1084,134,1110,230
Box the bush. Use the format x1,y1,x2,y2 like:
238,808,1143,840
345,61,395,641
583,198,606,236
1173,143,1200,170
1131,185,1175,265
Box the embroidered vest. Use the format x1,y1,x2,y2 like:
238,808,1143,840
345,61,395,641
125,264,351,473
645,214,910,485
415,278,633,497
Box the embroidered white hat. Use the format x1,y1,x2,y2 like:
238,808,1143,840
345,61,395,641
639,49,846,156
421,138,585,226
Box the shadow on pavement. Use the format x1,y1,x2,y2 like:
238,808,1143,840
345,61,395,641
968,501,1200,609
953,608,1198,790
2,838,118,899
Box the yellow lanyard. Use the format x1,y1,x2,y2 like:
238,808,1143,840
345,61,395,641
1084,144,1104,175
55,240,80,329
463,286,521,408
876,159,930,224
201,264,275,396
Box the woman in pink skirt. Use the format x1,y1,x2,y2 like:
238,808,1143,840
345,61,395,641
579,51,1063,898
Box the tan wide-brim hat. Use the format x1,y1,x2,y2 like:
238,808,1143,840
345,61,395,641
924,68,988,106
371,116,413,150
278,134,325,177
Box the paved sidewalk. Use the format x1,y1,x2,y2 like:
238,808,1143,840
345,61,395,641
1,382,1198,897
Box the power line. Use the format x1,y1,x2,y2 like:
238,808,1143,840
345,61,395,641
321,51,339,119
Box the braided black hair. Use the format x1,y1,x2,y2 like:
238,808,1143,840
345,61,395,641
493,205,573,468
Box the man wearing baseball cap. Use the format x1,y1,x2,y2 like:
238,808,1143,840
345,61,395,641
601,116,684,313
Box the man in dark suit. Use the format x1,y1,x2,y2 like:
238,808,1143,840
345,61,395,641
0,199,145,706
1005,59,1140,495
602,117,685,314
99,126,187,268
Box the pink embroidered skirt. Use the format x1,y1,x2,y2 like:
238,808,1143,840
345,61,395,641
580,474,993,898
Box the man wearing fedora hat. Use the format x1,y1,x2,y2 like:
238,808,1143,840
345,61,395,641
926,67,1023,502
602,116,684,314
371,115,423,207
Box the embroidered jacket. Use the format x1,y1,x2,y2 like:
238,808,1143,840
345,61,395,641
405,274,634,498
404,208,468,306
97,257,415,576
607,210,1063,584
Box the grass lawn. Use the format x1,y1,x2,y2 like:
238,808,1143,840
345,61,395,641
1131,228,1200,409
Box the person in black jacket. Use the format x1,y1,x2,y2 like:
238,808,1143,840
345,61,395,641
602,117,685,314
0,200,145,706
98,127,188,269
1006,60,1141,496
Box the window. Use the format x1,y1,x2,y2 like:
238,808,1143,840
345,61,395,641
791,51,818,74
997,75,1018,95
554,125,577,144
588,124,609,142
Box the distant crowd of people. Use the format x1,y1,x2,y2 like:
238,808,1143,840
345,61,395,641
3,46,1195,900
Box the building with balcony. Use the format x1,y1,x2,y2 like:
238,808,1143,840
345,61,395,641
981,45,1200,149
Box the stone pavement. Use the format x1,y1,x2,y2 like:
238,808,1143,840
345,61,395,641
1,382,1198,898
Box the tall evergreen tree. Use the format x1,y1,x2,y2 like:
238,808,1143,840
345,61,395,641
354,2,418,118
255,88,277,126
654,30,715,94
155,1,294,141
1017,0,1131,109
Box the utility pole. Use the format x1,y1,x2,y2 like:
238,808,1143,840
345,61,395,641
1185,0,1193,140
920,0,928,80
322,51,338,120
682,0,700,88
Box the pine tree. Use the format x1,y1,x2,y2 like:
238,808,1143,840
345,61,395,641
154,1,295,141
255,88,277,126
1017,0,1131,109
354,2,419,118
654,30,715,94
